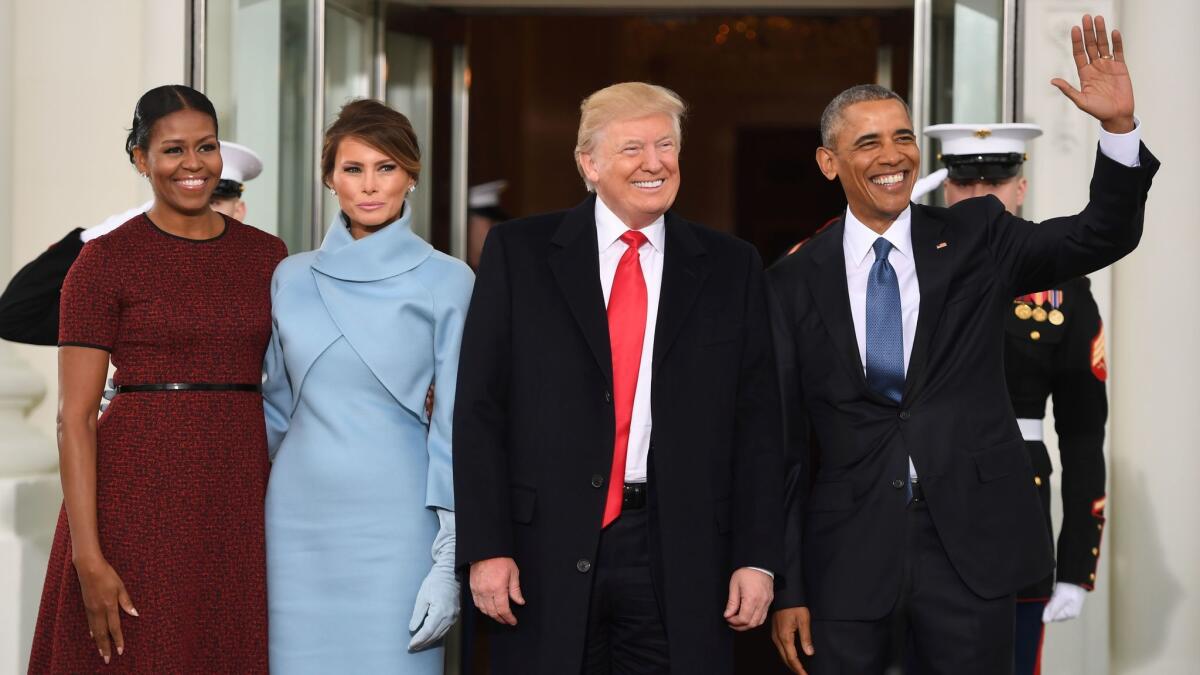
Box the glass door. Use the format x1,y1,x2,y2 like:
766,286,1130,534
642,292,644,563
201,0,316,253
911,0,1017,201
320,0,383,234
382,4,469,257
196,0,468,254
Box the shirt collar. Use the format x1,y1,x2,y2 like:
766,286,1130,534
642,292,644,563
843,205,913,269
595,195,666,254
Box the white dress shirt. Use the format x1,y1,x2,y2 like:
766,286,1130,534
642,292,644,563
596,197,665,484
842,122,1143,483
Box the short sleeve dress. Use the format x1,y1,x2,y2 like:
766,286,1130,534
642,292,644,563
28,213,287,674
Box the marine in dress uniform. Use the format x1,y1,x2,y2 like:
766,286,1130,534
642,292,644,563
0,141,263,345
926,122,1109,675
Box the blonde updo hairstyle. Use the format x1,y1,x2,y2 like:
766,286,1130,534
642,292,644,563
573,82,687,192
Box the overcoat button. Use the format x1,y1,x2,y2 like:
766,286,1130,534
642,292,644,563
891,479,905,489
604,390,613,404
591,474,605,488
577,559,592,573
899,410,911,421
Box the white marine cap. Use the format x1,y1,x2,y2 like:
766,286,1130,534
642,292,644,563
468,180,508,209
218,141,264,184
924,123,1043,181
924,123,1043,157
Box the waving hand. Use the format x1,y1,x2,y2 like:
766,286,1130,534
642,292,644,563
1051,14,1136,133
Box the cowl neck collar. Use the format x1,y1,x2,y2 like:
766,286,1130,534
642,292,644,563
311,204,433,281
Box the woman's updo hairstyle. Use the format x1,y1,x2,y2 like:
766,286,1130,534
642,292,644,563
321,99,421,187
125,85,219,165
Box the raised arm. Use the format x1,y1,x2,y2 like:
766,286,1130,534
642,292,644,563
986,14,1158,295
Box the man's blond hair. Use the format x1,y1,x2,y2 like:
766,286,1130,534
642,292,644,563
574,82,687,192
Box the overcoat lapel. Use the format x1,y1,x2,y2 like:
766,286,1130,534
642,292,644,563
902,205,952,404
652,213,710,375
548,196,613,385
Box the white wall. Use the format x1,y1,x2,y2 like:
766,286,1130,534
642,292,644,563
8,0,187,441
1020,2,1114,673
1109,0,1200,672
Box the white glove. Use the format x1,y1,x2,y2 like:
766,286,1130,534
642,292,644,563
100,377,116,413
409,508,460,651
911,167,949,202
1042,582,1087,623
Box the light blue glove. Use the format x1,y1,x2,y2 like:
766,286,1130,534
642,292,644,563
409,508,460,651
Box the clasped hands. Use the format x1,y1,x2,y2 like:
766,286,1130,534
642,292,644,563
470,558,773,631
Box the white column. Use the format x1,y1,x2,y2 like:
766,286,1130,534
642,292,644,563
1109,0,1200,673
0,0,64,671
1020,1,1113,673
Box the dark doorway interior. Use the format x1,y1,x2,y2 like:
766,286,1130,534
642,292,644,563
466,10,913,262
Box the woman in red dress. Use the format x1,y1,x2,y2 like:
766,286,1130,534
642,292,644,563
28,85,286,673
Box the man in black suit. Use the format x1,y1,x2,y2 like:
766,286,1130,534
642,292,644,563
453,82,783,674
768,15,1156,674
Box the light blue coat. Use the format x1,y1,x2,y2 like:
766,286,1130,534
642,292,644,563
263,207,473,673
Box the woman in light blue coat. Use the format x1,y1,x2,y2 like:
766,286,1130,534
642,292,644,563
263,99,474,673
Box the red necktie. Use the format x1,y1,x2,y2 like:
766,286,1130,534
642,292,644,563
602,230,649,528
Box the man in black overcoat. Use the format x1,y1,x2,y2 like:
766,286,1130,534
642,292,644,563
453,82,784,674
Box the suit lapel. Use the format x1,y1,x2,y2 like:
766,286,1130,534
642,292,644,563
548,196,613,385
652,213,710,375
802,219,881,400
903,205,952,403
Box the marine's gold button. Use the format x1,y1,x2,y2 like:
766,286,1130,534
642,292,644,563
1034,476,1043,486
1092,547,1100,556
1030,330,1042,340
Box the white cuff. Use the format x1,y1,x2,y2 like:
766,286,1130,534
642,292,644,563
1098,117,1142,168
748,566,774,579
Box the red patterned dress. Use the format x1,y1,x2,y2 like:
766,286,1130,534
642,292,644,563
29,214,286,674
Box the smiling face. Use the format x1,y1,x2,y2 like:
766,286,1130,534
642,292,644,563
328,136,414,234
943,175,1027,214
816,99,920,232
132,109,222,215
578,113,680,229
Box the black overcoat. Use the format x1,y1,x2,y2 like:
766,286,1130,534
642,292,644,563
454,195,784,674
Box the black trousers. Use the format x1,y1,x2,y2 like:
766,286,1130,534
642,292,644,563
581,506,670,675
810,500,1016,675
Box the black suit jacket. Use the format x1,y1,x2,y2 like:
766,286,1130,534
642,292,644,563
0,228,84,345
454,195,784,674
766,145,1158,620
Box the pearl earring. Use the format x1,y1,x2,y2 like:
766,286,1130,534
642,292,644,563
408,184,416,194
329,188,336,196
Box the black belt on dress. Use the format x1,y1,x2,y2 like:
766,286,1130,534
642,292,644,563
115,383,261,394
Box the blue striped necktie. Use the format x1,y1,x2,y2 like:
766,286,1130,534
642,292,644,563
865,237,904,403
